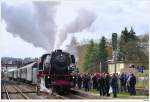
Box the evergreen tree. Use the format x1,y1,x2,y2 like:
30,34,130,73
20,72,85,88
129,27,137,41
121,27,129,43
89,40,94,50
119,28,128,55
83,40,95,70
120,27,137,43
119,27,139,61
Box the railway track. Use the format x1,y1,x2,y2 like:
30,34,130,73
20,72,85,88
12,85,30,99
2,82,30,99
2,83,10,99
3,80,90,99
1,80,70,99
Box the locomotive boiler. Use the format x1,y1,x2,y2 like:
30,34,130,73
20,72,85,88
37,49,76,93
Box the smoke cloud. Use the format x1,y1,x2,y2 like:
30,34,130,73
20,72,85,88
54,9,96,49
65,36,79,61
1,1,58,51
1,1,96,52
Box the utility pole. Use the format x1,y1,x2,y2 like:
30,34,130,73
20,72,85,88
114,51,117,73
100,61,101,72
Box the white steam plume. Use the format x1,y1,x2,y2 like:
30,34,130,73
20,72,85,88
65,36,79,61
1,1,58,51
54,9,96,49
2,1,96,52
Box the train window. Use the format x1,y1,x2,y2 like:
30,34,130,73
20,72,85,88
23,69,26,73
25,68,27,73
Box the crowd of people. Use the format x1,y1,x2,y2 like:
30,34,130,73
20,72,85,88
72,71,136,98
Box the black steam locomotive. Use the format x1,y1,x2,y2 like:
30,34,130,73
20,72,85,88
37,49,76,93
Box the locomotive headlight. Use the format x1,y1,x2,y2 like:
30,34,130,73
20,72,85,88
48,76,50,79
72,76,75,79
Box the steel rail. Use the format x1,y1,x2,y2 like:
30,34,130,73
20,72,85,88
12,85,30,99
3,84,11,99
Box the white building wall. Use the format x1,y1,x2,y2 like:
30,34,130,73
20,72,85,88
108,63,125,74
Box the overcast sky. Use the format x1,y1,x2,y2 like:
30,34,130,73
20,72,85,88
0,0,149,58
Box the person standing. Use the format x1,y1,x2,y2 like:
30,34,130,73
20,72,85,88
105,73,111,96
127,72,131,93
116,73,120,93
87,73,91,91
82,74,86,89
129,73,136,96
98,73,106,96
92,74,97,89
96,73,100,91
84,74,90,91
73,74,77,88
120,72,127,92
110,73,118,98
77,74,82,89
89,74,93,90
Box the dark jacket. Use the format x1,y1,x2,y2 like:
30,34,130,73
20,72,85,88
105,75,111,86
129,75,136,87
120,73,126,84
77,75,82,83
92,76,97,84
98,76,105,87
110,75,118,87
